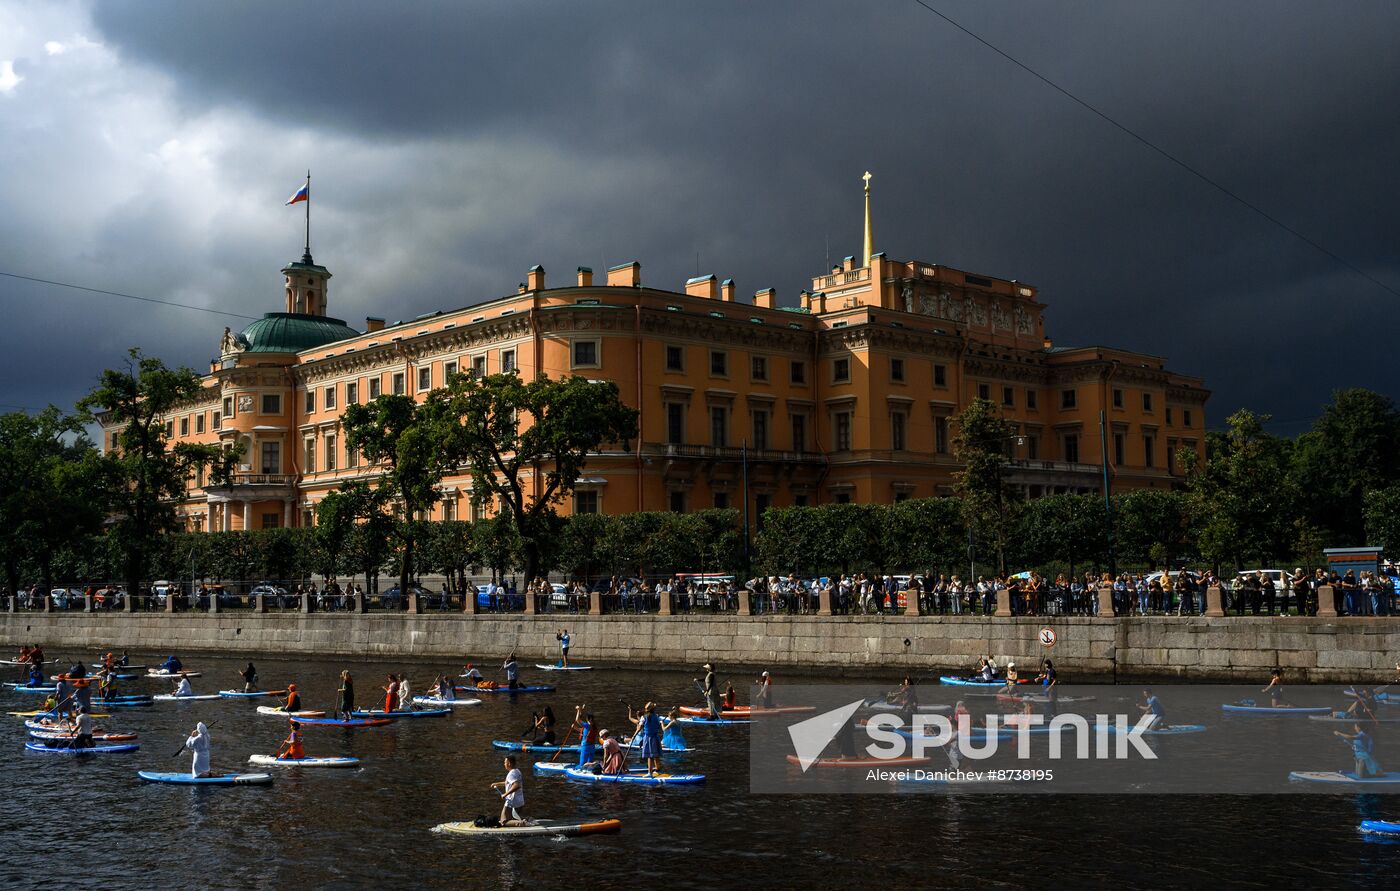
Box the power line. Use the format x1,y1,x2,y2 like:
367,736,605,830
0,270,259,321
909,1,1400,300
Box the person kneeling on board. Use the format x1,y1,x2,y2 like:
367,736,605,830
491,756,528,826
1336,723,1382,779
461,663,484,685
283,684,302,714
278,720,305,761
186,722,212,778
1139,689,1168,730
161,655,183,674
172,672,194,698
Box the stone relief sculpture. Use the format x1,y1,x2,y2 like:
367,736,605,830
993,301,1011,330
901,283,915,313
1015,304,1033,335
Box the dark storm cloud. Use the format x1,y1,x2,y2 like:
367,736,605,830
3,1,1398,425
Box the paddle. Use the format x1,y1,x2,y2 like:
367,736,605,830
542,726,578,764
168,721,216,759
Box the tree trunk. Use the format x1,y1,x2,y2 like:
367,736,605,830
399,534,413,605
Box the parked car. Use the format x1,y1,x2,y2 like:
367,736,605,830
381,584,431,607
49,587,83,609
550,583,570,608
475,583,523,611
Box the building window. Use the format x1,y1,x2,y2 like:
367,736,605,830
751,356,768,382
1113,432,1125,466
935,416,949,454
1061,389,1077,409
572,341,598,368
665,345,684,371
666,403,685,445
890,358,905,383
470,501,485,522
791,414,807,453
261,513,280,530
1063,433,1080,463
795,494,809,507
713,492,729,510
261,441,281,474
574,490,599,514
442,499,456,521
470,356,485,378
833,492,851,505
302,508,314,528
165,420,173,438
369,377,382,399
444,360,458,380
392,373,405,395
710,350,727,376
346,443,358,468
977,383,990,401
934,364,947,387
324,387,336,410
755,494,771,524
179,417,189,436
212,411,221,431
1143,392,1154,412
710,406,728,447
195,413,206,434
346,381,359,405
1167,438,1178,474
1026,390,1038,410
223,396,233,418
752,409,769,450
418,367,431,391
833,358,850,383
834,411,852,451
304,437,316,472
305,391,315,414
790,360,807,385
1027,435,1039,460
1143,433,1155,467
1165,407,1174,425
669,491,687,513
1112,388,1124,409
257,394,278,415
1002,386,1014,407
891,412,907,451
324,433,337,471
501,350,516,373
1184,409,1193,427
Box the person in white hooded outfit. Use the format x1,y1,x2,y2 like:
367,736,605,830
186,722,211,777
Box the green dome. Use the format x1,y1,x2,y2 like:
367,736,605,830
237,313,359,353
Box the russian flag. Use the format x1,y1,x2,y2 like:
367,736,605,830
285,180,309,205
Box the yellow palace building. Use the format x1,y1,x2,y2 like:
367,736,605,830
105,176,1208,532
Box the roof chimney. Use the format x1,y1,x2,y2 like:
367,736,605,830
365,317,385,333
577,266,593,287
685,274,718,299
527,265,545,291
517,282,528,294
1043,337,1054,350
720,279,735,302
754,288,775,310
606,261,641,288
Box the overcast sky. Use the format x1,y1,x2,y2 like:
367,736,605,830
1,1,1397,432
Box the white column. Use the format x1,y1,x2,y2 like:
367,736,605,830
242,500,250,531
284,498,293,529
222,501,231,533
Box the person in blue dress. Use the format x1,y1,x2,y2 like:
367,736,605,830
660,708,687,752
630,701,664,776
1336,723,1382,778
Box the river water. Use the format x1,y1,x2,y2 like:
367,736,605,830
3,652,1399,890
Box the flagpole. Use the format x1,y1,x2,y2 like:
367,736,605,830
304,169,311,261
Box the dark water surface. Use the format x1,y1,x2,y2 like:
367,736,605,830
3,652,1399,890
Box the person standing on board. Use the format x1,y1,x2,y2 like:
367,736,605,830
240,663,258,693
755,671,775,709
629,702,664,777
573,705,599,766
186,722,212,778
336,671,355,720
492,755,527,826
557,629,571,667
72,707,94,750
694,663,721,719
503,654,520,691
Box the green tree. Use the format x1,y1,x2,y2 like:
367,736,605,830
1181,409,1296,571
78,350,238,599
1363,485,1400,556
952,398,1020,575
341,394,458,599
0,408,106,597
473,515,522,581
1292,388,1400,545
1113,489,1190,570
433,371,638,581
418,520,479,597
1019,494,1110,579
883,497,966,576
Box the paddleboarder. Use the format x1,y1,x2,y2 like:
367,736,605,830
172,672,194,698
1261,669,1288,708
629,702,664,777
660,708,687,752
755,671,775,709
283,683,302,714
491,755,527,826
1336,723,1382,778
557,629,571,667
1139,689,1168,730
161,655,183,674
240,662,258,693
396,676,412,711
382,674,398,712
503,654,520,691
72,707,94,750
336,671,355,720
186,722,212,778
573,706,599,766
696,663,721,719
461,663,484,686
277,720,305,761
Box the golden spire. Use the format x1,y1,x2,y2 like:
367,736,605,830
862,171,874,267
